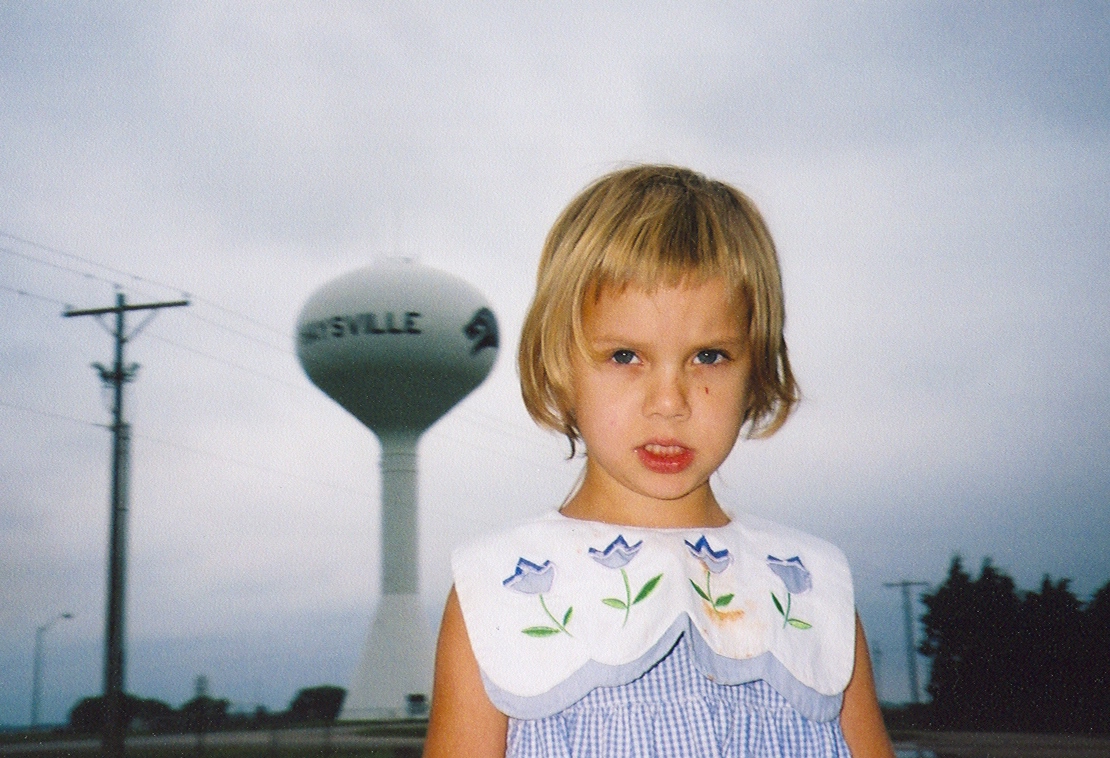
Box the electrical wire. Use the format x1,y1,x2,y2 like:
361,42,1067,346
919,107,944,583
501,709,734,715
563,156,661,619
146,333,305,391
0,398,105,429
3,233,570,488
0,282,72,310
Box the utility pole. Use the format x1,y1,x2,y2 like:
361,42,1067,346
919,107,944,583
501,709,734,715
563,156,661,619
65,293,188,758
885,580,929,704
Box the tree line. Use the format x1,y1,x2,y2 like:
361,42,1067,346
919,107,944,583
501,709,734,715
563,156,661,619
920,557,1110,733
68,685,345,734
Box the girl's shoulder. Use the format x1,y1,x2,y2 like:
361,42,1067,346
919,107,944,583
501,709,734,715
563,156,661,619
452,509,855,722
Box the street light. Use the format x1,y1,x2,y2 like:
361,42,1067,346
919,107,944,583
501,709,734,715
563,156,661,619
31,612,74,729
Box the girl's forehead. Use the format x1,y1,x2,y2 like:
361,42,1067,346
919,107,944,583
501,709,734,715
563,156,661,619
586,275,750,318
581,277,750,336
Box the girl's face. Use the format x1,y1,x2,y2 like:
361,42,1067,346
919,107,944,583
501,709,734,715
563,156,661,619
565,277,751,527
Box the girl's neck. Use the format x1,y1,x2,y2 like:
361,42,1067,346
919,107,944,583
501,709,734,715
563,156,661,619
559,472,731,529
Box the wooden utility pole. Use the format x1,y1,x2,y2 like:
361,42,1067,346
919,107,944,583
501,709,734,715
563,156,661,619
65,293,188,758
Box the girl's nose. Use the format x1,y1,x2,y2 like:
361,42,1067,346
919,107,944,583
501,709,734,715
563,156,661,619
643,368,690,419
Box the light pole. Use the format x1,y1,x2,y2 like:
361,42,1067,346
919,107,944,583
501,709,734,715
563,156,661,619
31,612,74,729
885,581,928,703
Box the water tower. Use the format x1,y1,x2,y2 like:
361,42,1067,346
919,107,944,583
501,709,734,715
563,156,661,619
296,259,498,719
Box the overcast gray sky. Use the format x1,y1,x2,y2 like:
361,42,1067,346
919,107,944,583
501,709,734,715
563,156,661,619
2,1,1108,725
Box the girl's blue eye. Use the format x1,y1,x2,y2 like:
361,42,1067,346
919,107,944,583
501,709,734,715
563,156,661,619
611,349,638,365
695,349,727,365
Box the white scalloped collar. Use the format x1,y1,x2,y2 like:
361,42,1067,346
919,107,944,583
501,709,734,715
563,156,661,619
452,510,856,722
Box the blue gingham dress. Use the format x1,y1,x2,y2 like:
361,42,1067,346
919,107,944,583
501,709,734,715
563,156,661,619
505,633,851,758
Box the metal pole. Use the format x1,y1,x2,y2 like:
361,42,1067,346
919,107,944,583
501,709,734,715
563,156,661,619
30,613,73,728
885,580,928,704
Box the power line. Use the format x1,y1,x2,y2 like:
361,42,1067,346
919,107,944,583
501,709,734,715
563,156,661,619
189,294,288,339
0,398,380,498
0,245,120,290
0,230,182,296
4,278,559,477
3,273,290,373
1,230,287,342
4,233,574,500
0,398,104,429
146,333,304,390
132,430,374,498
186,310,292,355
5,277,561,480
0,282,73,310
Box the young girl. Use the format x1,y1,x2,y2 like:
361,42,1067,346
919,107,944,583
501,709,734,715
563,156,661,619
424,165,894,757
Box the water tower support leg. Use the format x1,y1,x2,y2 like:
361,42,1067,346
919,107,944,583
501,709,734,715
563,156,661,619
339,433,434,720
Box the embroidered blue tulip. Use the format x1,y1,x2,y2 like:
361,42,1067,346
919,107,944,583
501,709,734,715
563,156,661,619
503,558,555,594
685,536,735,610
685,536,733,574
588,535,642,568
591,536,662,626
504,558,572,637
767,555,812,630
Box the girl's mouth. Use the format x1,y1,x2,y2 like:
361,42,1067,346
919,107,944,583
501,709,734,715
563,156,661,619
636,442,694,474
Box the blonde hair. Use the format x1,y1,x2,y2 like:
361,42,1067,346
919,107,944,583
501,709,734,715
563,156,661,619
518,165,798,449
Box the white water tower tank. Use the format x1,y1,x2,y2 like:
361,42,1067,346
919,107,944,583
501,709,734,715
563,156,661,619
296,259,498,719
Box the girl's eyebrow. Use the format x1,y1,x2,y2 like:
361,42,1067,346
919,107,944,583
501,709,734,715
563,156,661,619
587,332,747,349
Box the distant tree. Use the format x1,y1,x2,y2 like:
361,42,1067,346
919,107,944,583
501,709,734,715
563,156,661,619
181,695,230,732
1014,576,1085,731
68,696,105,734
130,697,179,733
1083,580,1110,732
68,694,177,734
920,556,1022,729
287,686,346,723
921,558,1109,733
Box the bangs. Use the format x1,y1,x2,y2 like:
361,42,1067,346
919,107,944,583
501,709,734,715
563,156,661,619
582,179,753,309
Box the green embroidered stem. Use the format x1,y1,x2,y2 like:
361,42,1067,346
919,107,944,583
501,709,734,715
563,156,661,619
539,594,573,637
689,567,735,611
771,590,812,630
621,568,632,627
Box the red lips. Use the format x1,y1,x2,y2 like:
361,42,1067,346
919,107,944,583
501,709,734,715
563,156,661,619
636,442,694,474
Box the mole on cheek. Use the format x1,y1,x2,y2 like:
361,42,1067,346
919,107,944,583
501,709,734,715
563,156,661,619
704,386,709,395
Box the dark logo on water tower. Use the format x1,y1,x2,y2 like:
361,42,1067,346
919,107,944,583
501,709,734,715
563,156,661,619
464,307,498,355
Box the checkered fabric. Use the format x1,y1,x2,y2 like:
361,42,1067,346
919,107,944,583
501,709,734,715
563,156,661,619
506,633,850,758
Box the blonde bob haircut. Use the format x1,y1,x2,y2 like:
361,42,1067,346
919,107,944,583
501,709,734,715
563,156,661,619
519,164,799,449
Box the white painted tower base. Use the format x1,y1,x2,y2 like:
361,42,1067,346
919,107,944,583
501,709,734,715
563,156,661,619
339,592,436,720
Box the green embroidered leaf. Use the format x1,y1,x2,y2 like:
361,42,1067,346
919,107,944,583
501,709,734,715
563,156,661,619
603,598,628,610
787,618,813,630
772,592,785,616
522,626,560,637
633,574,663,605
690,579,712,602
563,606,573,626
714,593,735,608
